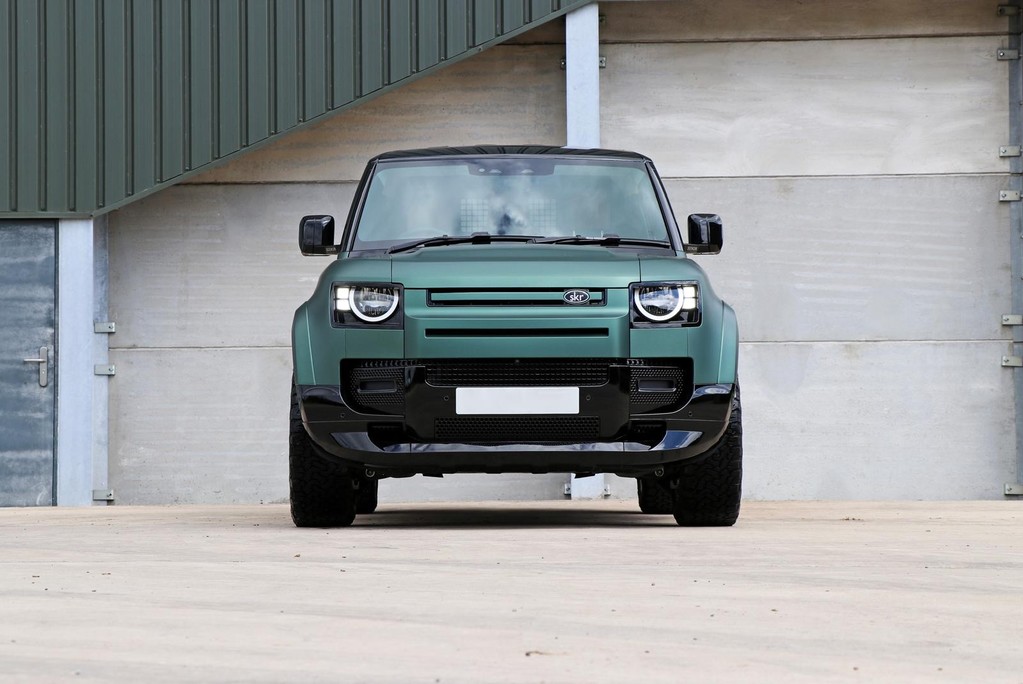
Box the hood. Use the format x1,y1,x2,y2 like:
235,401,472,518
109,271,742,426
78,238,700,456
389,244,644,289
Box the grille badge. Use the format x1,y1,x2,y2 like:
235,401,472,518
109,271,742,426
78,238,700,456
563,289,591,305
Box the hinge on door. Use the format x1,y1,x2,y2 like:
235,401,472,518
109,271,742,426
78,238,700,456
94,322,116,334
1002,314,1023,325
94,364,116,376
1000,190,1021,201
1001,355,1022,367
998,48,1020,60
1000,145,1022,157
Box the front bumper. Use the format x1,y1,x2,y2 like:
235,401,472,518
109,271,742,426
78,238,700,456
299,357,733,476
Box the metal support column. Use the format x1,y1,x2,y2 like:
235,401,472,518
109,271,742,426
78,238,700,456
56,219,99,505
565,3,600,148
565,2,607,499
1006,3,1023,497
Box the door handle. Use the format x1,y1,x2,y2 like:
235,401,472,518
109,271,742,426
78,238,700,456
23,346,48,387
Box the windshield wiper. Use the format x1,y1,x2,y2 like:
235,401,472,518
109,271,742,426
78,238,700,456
387,232,540,254
530,235,672,249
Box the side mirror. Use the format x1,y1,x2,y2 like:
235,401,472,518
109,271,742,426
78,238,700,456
299,215,337,256
684,213,723,255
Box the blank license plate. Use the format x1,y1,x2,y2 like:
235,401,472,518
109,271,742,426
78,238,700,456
455,387,579,415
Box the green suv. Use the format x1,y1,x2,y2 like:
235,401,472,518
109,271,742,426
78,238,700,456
291,146,740,527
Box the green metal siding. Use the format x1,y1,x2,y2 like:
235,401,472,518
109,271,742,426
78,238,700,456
0,0,590,218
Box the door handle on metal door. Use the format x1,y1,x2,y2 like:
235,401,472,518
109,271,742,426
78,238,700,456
22,346,48,387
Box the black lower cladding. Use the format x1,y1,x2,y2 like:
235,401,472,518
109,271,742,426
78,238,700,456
342,358,693,436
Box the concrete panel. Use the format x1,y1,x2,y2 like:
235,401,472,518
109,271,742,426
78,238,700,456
186,46,566,185
663,174,1013,343
108,347,292,505
108,184,353,349
740,340,1016,500
107,341,1015,504
603,37,1008,177
599,0,1005,44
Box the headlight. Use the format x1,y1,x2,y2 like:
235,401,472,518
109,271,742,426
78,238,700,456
333,284,400,323
631,282,700,325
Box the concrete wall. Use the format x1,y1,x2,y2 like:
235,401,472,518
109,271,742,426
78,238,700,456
107,0,1016,503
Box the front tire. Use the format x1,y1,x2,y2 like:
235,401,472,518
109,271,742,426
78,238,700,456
290,380,357,527
637,476,673,514
672,388,743,527
355,479,379,514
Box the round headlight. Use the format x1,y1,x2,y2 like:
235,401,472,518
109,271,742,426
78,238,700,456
349,286,399,322
634,285,684,322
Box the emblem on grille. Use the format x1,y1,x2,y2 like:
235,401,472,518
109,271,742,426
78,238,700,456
563,289,591,305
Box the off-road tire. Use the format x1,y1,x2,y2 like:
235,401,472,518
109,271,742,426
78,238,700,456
672,388,742,527
289,380,357,527
637,476,674,514
355,479,379,514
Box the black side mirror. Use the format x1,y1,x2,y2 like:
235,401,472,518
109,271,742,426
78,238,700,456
684,213,723,255
299,215,337,256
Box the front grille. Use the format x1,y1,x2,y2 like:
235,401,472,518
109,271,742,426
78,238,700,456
428,288,606,307
426,359,611,387
434,416,600,443
342,358,693,418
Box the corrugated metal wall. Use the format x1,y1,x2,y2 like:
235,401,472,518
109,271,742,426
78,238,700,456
0,0,589,217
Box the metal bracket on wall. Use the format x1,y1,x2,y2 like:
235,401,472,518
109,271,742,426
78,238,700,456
94,364,116,376
92,489,114,502
1000,190,1022,201
1001,145,1022,157
94,321,116,334
559,56,607,70
999,48,1020,60
1002,355,1022,367
999,5,1020,16
1005,483,1023,496
1003,314,1023,325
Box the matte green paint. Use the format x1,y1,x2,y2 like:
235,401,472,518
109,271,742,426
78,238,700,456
292,245,740,386
0,0,592,217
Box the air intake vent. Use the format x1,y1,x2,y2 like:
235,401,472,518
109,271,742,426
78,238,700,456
426,359,612,387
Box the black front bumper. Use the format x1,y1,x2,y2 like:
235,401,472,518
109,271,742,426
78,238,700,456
299,358,733,476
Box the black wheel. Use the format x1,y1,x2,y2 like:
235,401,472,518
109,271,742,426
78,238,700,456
672,387,742,527
355,478,379,514
289,379,357,527
637,476,674,514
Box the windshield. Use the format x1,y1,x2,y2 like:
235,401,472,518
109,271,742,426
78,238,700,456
351,157,671,251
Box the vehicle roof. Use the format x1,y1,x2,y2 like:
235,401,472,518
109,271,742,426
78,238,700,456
370,145,652,163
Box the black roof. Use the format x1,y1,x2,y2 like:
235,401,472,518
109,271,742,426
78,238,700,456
371,145,651,162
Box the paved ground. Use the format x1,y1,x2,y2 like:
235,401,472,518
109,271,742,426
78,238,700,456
0,501,1020,683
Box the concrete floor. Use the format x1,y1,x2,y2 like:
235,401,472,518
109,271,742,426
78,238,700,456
0,501,1020,683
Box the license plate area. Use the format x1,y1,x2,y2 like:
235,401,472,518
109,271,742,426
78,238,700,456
455,387,580,415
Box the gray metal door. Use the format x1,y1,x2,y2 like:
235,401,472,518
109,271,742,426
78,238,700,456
0,221,56,506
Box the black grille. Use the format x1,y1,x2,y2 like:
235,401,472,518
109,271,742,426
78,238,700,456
427,359,610,387
629,363,689,414
343,363,406,414
434,416,600,443
428,288,606,307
